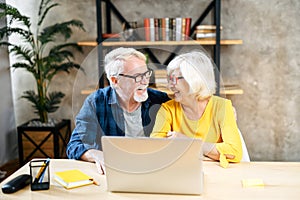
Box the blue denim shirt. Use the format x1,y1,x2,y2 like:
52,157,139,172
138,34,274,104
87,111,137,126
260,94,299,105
66,86,170,159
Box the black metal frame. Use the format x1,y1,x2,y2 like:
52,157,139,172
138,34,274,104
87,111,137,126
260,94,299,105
96,0,221,93
17,119,71,166
214,0,221,95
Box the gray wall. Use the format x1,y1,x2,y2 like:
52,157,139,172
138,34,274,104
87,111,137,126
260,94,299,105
221,0,300,161
4,0,300,162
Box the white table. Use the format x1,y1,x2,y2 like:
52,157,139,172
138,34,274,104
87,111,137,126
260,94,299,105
1,159,300,199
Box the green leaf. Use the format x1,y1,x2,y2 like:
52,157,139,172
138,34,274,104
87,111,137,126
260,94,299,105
9,45,34,65
21,90,40,114
49,43,83,55
0,3,31,28
0,27,32,41
0,41,13,46
38,1,59,26
12,62,36,76
38,20,85,44
45,91,65,113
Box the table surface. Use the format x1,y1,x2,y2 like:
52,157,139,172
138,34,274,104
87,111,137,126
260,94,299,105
1,159,300,200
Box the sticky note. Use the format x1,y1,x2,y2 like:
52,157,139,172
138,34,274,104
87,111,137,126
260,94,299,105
242,179,265,188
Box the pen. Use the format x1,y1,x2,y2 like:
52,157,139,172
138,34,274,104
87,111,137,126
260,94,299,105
38,165,48,183
91,179,100,186
33,158,50,184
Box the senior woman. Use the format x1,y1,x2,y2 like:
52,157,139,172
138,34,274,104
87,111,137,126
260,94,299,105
150,50,242,167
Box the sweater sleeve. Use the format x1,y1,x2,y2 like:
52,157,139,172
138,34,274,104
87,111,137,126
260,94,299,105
150,103,172,138
215,100,243,163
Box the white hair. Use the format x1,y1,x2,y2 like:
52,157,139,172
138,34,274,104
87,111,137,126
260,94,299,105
167,50,216,100
104,47,146,85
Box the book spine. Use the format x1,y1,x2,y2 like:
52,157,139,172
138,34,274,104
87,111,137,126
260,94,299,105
196,25,223,30
185,18,191,40
149,18,155,41
158,18,162,41
144,18,150,41
154,18,159,41
175,17,182,41
196,29,216,33
169,18,173,41
196,32,216,38
165,17,170,41
173,18,176,41
161,18,166,41
181,18,186,41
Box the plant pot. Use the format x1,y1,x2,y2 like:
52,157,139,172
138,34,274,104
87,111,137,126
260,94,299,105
17,119,71,167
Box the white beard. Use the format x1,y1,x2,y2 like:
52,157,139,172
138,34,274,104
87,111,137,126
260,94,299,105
133,86,148,102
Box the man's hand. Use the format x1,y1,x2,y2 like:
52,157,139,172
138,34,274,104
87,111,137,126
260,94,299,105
95,159,106,175
81,149,106,175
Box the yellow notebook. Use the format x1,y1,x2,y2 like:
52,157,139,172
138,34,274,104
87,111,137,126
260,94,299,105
54,169,94,189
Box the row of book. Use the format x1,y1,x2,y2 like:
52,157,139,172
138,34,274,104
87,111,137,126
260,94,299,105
144,17,192,41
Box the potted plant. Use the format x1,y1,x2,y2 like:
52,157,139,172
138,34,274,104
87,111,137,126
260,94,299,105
0,0,85,124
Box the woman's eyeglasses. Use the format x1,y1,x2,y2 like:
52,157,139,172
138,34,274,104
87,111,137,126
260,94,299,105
168,75,184,85
119,69,153,83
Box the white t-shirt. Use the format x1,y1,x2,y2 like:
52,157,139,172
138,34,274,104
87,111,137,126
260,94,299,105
123,105,145,137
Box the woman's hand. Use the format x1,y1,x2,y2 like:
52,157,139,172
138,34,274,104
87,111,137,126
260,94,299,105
166,131,188,138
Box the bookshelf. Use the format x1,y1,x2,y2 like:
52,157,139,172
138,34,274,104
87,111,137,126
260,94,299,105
78,40,243,47
85,0,243,95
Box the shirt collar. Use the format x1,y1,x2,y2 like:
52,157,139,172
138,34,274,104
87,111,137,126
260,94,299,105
108,88,119,105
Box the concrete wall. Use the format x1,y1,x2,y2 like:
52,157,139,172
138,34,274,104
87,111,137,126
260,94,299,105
4,0,300,161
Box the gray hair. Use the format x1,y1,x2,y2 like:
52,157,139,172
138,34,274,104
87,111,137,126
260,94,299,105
104,47,146,85
167,50,216,100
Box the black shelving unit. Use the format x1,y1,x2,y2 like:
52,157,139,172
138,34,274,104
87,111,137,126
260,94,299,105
95,0,222,94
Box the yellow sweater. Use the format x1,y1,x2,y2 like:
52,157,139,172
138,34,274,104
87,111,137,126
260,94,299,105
150,95,242,163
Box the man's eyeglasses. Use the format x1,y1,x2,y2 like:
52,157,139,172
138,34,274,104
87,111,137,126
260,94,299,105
119,69,153,83
168,75,184,85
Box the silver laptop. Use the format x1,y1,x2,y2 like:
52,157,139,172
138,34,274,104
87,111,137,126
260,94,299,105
101,136,204,195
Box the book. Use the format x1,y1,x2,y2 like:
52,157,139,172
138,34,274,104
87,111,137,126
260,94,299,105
171,18,176,41
154,18,159,41
185,18,192,39
144,18,150,41
149,18,155,41
161,18,166,41
54,169,94,189
165,17,170,41
158,18,162,40
195,29,217,33
196,32,216,38
181,18,186,40
196,25,223,30
175,17,182,41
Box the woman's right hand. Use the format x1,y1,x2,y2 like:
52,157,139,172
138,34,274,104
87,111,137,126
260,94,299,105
166,131,188,138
